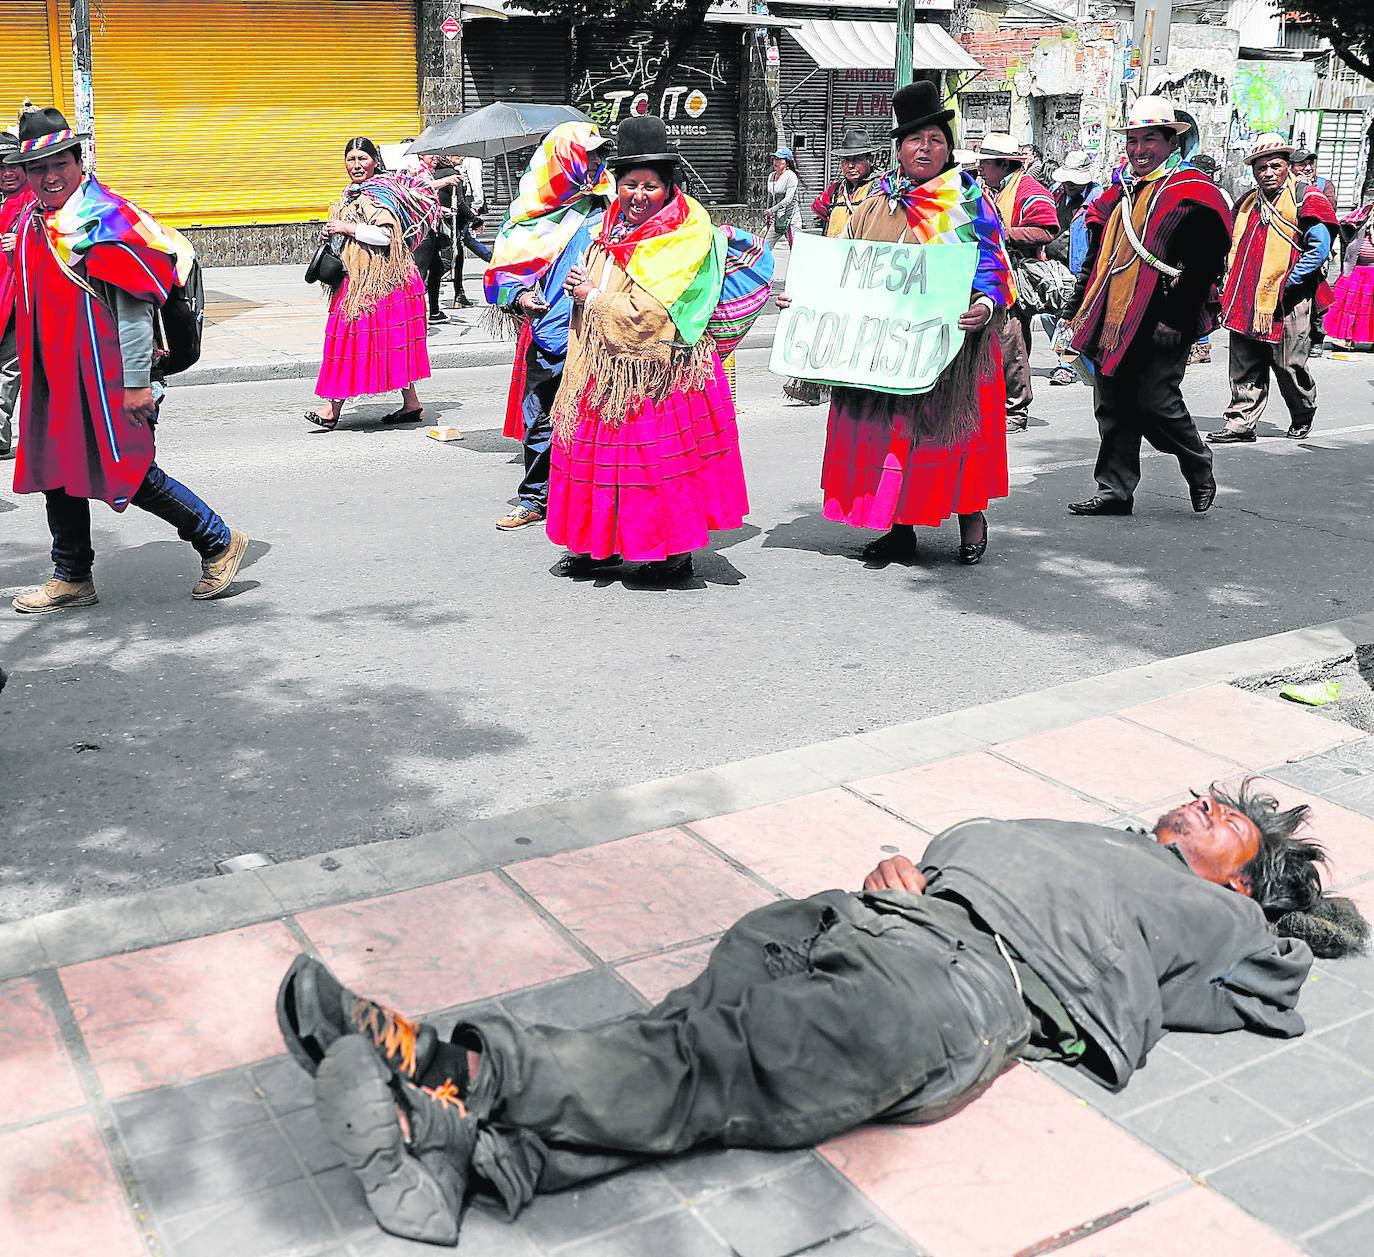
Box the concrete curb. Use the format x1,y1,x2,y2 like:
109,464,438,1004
5,609,1372,977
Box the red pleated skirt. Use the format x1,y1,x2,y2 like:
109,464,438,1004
820,369,1009,529
1324,266,1374,344
546,353,748,561
316,271,431,400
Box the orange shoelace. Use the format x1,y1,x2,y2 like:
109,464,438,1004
422,1078,469,1115
350,999,420,1078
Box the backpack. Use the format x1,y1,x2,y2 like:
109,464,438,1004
154,255,205,376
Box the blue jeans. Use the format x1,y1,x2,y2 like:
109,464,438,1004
46,463,231,581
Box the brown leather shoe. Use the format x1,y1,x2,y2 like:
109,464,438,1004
192,529,249,600
13,578,98,615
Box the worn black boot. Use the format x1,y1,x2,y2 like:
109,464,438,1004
315,1036,479,1246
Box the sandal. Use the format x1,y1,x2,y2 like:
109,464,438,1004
305,410,339,432
379,407,423,424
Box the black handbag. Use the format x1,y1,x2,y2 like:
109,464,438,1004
305,235,345,289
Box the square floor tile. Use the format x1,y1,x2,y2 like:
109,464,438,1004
1121,1082,1292,1174
0,1113,145,1256
561,1208,732,1257
112,1069,271,1159
513,1163,679,1250
508,830,776,962
819,1064,1182,1257
1120,684,1361,771
616,941,718,1006
297,872,589,1013
1307,1097,1374,1169
1206,1133,1374,1238
159,1177,333,1257
61,921,302,1097
0,976,84,1126
691,789,925,898
500,969,645,1029
850,751,1113,833
996,717,1244,813
1226,1042,1374,1129
1055,1185,1300,1256
1307,1205,1374,1257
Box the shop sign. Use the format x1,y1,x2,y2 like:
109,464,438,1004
572,32,725,128
440,15,461,39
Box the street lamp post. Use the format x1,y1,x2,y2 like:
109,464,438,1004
896,0,915,89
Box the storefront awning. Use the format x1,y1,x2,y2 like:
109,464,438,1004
467,1,801,25
788,19,981,73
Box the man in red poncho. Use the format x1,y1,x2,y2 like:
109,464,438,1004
5,108,248,613
979,132,1060,434
1208,134,1336,444
0,132,35,460
1064,97,1232,517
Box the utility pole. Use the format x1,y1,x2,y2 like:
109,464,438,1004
70,0,96,172
895,0,915,89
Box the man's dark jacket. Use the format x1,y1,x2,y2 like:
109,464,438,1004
915,819,1313,1091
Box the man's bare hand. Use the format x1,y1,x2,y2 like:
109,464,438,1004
957,302,992,332
862,855,927,894
1153,322,1182,349
123,387,156,426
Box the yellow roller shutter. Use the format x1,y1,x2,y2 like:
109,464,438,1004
0,1,73,116
88,0,421,228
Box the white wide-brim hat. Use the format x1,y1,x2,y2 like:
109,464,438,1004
1245,132,1294,165
976,131,1026,162
1114,95,1191,135
1051,149,1098,183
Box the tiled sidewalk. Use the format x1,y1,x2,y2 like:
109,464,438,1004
4,678,1374,1256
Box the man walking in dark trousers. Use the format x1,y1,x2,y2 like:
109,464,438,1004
1208,134,1335,444
1064,97,1232,517
276,778,1366,1246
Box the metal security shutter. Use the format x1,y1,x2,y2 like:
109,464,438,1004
1,0,73,113
1292,108,1365,211
777,29,829,213
462,17,569,209
88,0,421,228
574,25,744,205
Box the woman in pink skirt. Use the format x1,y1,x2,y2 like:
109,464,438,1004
546,117,763,583
1326,204,1374,350
307,138,437,431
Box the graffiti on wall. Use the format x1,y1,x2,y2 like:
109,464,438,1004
1231,60,1318,143
1153,69,1229,109
572,33,727,136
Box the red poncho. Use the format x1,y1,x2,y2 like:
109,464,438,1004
0,185,36,333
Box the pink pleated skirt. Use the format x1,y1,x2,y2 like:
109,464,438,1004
1324,265,1374,344
316,271,431,400
821,371,1009,530
546,353,749,561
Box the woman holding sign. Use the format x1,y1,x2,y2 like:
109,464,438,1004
546,116,772,583
789,82,1014,566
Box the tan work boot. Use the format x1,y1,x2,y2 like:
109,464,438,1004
13,578,99,615
192,529,249,600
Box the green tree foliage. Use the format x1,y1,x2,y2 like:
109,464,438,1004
518,0,715,102
1282,3,1374,80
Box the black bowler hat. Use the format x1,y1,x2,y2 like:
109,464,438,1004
890,81,955,141
608,115,679,171
834,127,878,159
4,106,88,165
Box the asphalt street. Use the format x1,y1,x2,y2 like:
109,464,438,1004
2,340,1372,920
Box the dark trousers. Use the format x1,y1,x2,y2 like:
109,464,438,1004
452,229,493,301
1090,339,1213,502
1000,306,1034,421
1222,301,1317,433
462,891,1031,1213
45,464,231,582
517,352,559,509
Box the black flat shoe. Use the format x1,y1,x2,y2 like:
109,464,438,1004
1190,476,1217,513
861,527,918,562
1068,495,1133,516
1286,425,1312,440
553,553,622,577
958,514,988,565
379,407,423,424
629,555,694,584
1205,429,1255,444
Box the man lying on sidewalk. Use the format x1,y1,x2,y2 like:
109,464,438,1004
276,781,1369,1247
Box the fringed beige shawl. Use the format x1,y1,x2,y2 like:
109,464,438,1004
334,194,417,322
550,243,716,440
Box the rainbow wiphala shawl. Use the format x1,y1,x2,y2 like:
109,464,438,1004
484,122,614,308
875,166,1015,308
